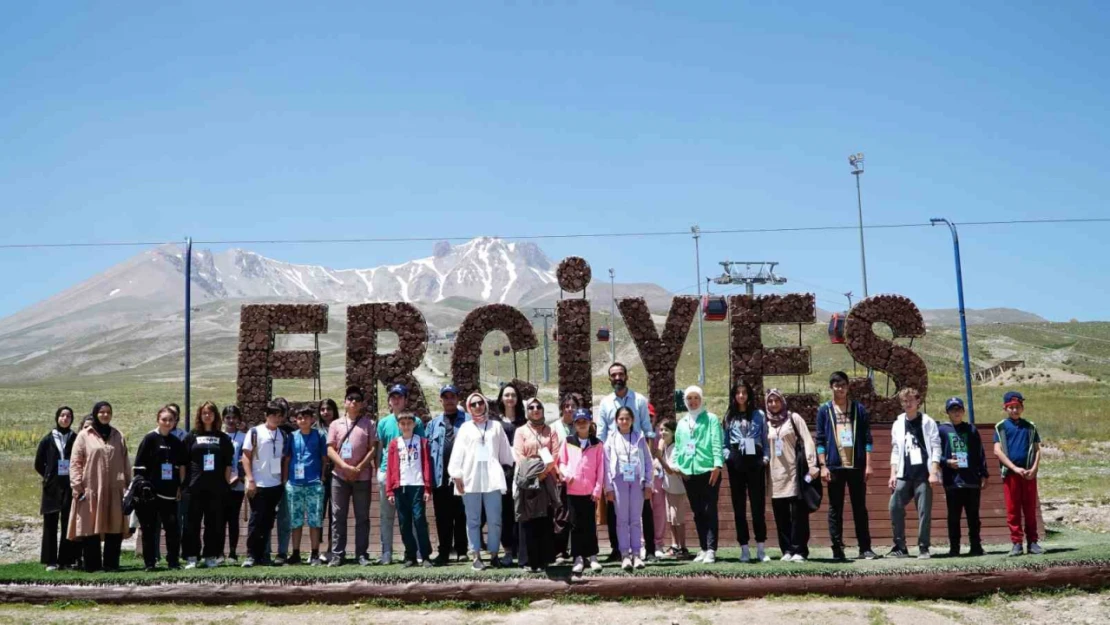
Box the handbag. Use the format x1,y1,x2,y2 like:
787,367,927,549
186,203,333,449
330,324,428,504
789,415,823,513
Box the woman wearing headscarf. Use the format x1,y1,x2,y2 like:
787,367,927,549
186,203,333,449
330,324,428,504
68,401,131,572
448,392,515,571
723,379,771,563
492,383,523,566
765,388,819,562
673,386,724,564
512,397,563,572
34,406,78,571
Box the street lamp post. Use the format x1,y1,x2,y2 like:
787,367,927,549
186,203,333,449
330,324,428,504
692,225,706,386
609,268,617,363
849,152,869,299
931,218,976,424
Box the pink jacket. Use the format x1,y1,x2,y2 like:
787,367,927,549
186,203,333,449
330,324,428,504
558,435,605,499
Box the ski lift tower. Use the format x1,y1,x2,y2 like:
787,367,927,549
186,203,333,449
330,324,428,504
713,261,788,295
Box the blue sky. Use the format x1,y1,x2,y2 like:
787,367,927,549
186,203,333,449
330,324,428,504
1,2,1107,320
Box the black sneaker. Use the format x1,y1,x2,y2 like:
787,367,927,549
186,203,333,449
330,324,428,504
402,560,416,568
886,546,910,559
144,566,157,572
968,546,985,557
604,551,622,563
859,549,878,560
287,552,302,566
831,546,848,562
947,547,960,557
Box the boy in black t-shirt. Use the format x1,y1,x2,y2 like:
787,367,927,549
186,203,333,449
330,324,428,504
938,397,989,556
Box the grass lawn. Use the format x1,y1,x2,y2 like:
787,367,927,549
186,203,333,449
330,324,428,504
0,527,1106,586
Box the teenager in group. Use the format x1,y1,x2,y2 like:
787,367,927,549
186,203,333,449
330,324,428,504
241,401,290,567
222,405,247,564
674,386,723,564
766,388,818,562
597,363,653,561
271,397,294,565
316,398,339,563
68,401,130,572
449,392,515,570
816,371,877,561
550,392,583,562
558,408,604,574
181,401,234,569
285,406,328,565
722,379,771,563
35,406,78,571
492,383,524,566
377,384,424,565
133,405,186,571
994,391,1043,556
427,385,469,565
513,397,562,572
385,411,435,567
887,387,942,559
658,420,689,558
939,397,988,557
605,406,653,571
328,386,377,567
164,402,187,565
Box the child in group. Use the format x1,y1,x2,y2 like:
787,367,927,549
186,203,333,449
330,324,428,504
648,416,668,558
604,406,653,572
938,397,988,557
659,420,689,558
287,406,328,565
558,408,605,575
384,412,435,567
241,401,290,568
994,391,1044,556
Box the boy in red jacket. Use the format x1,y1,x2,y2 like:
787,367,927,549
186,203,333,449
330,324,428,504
385,412,434,567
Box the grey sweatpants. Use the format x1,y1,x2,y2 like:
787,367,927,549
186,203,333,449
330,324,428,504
379,479,396,559
889,477,933,550
331,477,371,560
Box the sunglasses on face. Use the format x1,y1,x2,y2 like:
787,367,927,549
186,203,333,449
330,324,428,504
346,397,363,403
527,405,543,411
468,401,484,408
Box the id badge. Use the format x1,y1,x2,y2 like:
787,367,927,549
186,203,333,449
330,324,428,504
58,459,70,476
161,463,173,480
203,453,215,471
774,438,784,457
955,451,969,469
684,440,696,458
539,448,554,464
909,447,923,466
620,460,636,483
340,440,353,460
475,443,490,462
269,459,282,476
294,463,305,480
839,428,854,448
743,438,756,456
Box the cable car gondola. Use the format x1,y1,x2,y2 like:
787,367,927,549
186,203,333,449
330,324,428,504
597,326,610,342
702,295,728,321
828,313,847,344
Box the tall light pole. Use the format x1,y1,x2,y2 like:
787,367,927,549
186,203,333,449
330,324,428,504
692,225,706,386
849,152,869,298
609,268,617,363
184,236,192,431
844,291,854,310
931,218,976,424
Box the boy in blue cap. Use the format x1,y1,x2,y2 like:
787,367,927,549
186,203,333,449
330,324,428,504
938,397,988,556
994,391,1043,556
376,384,426,564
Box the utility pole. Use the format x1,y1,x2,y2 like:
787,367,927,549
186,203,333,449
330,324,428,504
184,236,192,431
849,152,869,298
691,225,706,386
713,261,788,294
609,268,616,363
532,308,555,384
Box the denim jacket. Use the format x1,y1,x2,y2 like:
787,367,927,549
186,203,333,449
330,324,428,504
427,411,469,487
722,409,770,464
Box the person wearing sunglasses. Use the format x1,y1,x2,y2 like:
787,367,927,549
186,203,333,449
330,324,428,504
448,392,515,571
325,386,378,567
512,398,563,572
427,384,470,565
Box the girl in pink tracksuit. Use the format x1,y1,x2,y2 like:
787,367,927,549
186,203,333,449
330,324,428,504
605,407,653,572
557,408,605,574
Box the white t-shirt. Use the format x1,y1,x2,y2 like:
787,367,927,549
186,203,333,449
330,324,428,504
398,436,424,487
242,425,286,488
662,443,686,495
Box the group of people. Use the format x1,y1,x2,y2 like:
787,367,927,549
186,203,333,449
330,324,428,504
34,364,1045,574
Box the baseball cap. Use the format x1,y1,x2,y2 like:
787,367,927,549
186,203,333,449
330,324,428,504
1003,391,1024,407
440,384,458,397
388,384,408,397
572,408,592,422
945,397,965,412
345,385,364,401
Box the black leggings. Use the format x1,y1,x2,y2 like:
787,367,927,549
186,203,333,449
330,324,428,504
726,458,768,544
138,497,180,568
224,490,245,557
82,533,123,572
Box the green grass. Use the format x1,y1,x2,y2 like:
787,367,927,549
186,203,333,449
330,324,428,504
1,528,1107,586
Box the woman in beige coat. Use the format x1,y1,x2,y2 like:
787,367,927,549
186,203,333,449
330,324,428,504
765,389,818,563
68,401,131,572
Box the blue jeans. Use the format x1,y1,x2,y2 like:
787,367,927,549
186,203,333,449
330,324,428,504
394,486,433,561
463,491,502,557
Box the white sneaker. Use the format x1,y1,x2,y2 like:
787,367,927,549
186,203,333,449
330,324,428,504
693,551,707,563
214,557,225,566
780,552,793,562
589,556,603,571
640,546,647,559
633,556,645,569
204,558,218,569
184,558,198,570
572,557,585,574
757,543,770,562
241,557,255,568
621,556,633,571
704,550,716,564
740,545,751,563
790,554,806,563
45,565,58,572
654,550,666,559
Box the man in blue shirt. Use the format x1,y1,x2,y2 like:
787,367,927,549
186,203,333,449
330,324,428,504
287,407,328,565
427,384,469,565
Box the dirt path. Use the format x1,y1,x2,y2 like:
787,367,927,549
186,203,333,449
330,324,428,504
3,594,1110,624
